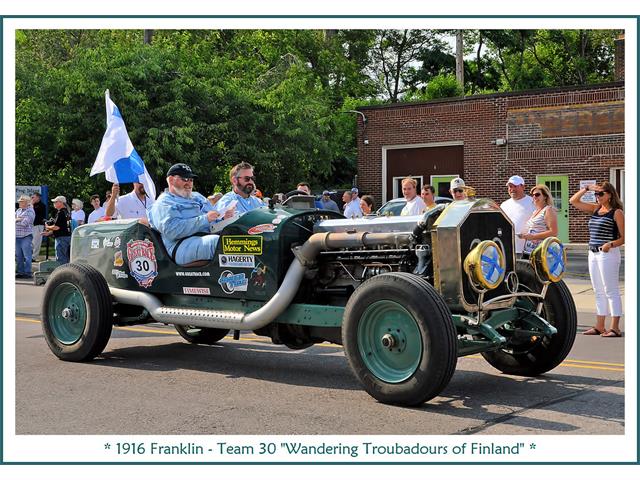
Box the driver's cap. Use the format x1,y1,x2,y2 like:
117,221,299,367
167,163,198,178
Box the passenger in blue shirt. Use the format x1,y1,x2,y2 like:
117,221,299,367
149,163,235,265
215,161,265,215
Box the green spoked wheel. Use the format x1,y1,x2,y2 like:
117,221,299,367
47,283,87,345
343,272,457,406
357,300,422,383
174,325,230,345
42,263,113,361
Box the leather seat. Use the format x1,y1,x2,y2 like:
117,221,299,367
145,226,211,268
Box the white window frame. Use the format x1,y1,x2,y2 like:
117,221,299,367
610,167,625,205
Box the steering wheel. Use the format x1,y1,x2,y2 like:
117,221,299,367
283,190,310,200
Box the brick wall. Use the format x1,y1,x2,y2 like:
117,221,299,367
358,82,625,242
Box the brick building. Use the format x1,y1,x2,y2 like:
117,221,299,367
356,81,625,243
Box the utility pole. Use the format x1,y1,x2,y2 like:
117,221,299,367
144,30,154,45
456,30,464,92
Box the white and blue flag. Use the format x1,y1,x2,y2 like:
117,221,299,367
91,90,156,199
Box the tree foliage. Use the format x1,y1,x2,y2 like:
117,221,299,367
15,28,618,201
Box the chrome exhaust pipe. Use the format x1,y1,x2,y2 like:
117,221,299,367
110,230,412,330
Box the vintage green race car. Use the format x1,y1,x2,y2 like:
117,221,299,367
41,196,576,406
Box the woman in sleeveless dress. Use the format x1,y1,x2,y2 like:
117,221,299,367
570,181,625,337
519,184,558,257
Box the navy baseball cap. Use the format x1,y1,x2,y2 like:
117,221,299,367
167,163,198,178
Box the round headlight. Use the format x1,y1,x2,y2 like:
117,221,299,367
464,240,506,290
530,237,566,283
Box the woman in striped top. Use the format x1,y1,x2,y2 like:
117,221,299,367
518,184,558,257
570,181,625,337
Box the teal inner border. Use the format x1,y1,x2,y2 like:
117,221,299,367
1,14,638,466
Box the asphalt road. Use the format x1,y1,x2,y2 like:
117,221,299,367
14,275,624,435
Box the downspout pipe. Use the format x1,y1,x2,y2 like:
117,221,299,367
110,231,413,331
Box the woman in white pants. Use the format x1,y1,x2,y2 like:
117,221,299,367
570,181,625,337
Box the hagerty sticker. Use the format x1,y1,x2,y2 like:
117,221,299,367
218,270,249,294
219,254,255,268
91,239,100,249
183,287,211,295
222,236,263,255
126,239,158,288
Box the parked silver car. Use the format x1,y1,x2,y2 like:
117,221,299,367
376,196,452,216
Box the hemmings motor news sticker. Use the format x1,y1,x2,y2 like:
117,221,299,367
219,254,255,268
91,239,100,249
183,287,211,295
126,239,158,288
222,236,263,255
218,270,249,294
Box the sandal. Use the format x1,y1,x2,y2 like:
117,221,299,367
601,329,622,338
583,327,604,335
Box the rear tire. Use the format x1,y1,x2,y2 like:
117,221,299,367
41,263,113,361
174,325,229,345
342,272,457,406
481,260,577,376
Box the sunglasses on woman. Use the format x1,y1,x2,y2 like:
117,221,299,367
532,192,543,197
595,191,607,197
453,188,464,194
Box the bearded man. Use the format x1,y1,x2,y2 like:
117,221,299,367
148,163,235,265
214,161,264,215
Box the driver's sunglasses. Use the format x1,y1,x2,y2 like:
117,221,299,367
453,188,464,194
237,175,256,182
179,176,194,183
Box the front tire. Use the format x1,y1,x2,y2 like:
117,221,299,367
481,260,577,376
41,263,113,361
174,325,230,345
342,272,457,406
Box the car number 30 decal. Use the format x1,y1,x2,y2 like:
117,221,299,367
126,239,158,288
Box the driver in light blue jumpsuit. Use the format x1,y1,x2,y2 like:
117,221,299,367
148,163,235,265
214,161,265,215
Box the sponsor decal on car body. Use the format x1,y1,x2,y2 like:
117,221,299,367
175,271,211,277
126,239,158,288
111,269,128,280
222,236,263,255
218,270,249,294
113,251,124,267
183,287,211,295
247,223,276,235
219,254,255,268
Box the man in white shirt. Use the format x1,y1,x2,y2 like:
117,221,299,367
400,177,426,216
105,182,155,223
342,188,363,218
87,194,106,223
500,175,535,254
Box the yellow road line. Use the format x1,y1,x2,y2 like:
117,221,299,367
15,317,624,369
557,358,624,367
17,318,40,324
560,363,624,372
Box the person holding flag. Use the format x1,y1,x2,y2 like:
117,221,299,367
91,90,156,222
